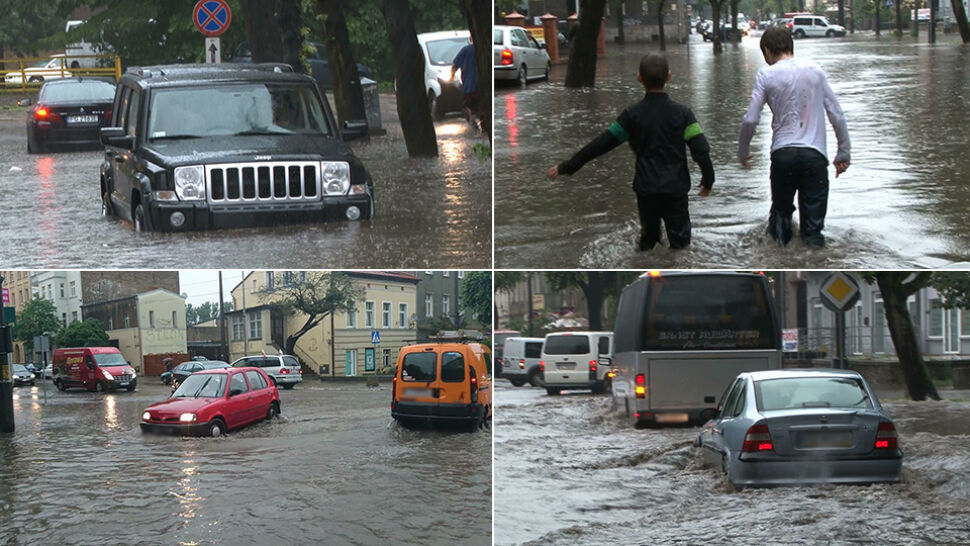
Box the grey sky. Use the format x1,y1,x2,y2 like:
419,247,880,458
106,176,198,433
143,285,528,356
179,270,247,307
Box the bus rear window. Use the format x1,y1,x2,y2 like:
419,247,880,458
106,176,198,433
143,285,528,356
544,335,590,355
402,352,436,382
643,276,776,350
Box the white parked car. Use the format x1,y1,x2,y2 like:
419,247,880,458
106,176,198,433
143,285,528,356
416,30,470,120
789,15,846,38
4,55,73,85
493,24,551,86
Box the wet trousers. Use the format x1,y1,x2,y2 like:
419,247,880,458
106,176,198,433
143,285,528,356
635,193,691,250
769,147,829,247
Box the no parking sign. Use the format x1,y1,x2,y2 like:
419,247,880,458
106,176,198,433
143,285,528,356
193,0,232,36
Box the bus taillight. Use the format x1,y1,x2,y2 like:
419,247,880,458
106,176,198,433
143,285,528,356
635,374,646,398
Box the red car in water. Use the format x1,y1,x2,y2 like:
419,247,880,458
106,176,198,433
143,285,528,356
140,367,280,437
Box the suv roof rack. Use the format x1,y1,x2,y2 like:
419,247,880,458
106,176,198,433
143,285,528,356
428,330,486,343
125,63,295,79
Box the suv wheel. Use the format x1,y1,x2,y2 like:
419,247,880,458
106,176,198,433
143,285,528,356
134,204,149,232
794,29,805,38
826,29,835,37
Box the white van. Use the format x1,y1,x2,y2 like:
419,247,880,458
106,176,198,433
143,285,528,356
539,331,614,395
501,337,544,387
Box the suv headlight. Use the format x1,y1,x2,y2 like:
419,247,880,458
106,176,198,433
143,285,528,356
321,161,350,195
174,165,205,201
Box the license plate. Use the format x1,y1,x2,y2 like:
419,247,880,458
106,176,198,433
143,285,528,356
68,115,98,124
403,388,432,398
795,430,853,449
655,412,689,424
556,362,576,370
118,382,129,386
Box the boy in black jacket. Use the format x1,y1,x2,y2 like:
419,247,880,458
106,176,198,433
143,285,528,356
547,54,715,250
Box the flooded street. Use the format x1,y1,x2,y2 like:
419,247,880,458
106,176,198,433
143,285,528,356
495,35,970,268
0,380,491,545
494,380,970,545
0,95,491,269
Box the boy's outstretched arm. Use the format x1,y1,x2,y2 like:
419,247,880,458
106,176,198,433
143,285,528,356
685,119,715,195
547,117,629,180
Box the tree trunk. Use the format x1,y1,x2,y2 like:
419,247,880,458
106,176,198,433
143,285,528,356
241,0,284,62
657,0,667,51
710,0,723,54
382,0,438,156
875,2,880,36
277,0,304,73
952,0,970,42
616,6,626,44
875,273,941,401
580,272,606,331
284,313,327,356
895,0,902,35
461,0,492,139
565,0,607,88
316,0,368,129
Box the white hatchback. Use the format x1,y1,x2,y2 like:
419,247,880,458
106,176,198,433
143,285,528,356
416,30,470,120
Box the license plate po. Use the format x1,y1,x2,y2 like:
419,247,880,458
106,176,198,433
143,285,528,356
68,115,98,124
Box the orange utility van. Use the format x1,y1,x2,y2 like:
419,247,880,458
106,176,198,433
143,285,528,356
391,338,492,432
52,347,138,392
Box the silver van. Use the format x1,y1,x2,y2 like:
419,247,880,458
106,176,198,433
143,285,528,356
539,331,613,395
501,337,544,387
231,354,303,389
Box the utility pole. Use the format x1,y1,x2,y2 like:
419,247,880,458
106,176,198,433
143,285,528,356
527,273,534,337
929,0,937,43
1,275,15,433
218,271,227,361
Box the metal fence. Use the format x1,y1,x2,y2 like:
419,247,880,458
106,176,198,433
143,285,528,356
784,326,896,361
1,55,122,93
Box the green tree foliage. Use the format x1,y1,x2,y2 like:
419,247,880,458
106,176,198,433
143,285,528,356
12,298,62,356
930,272,970,309
543,272,639,331
55,318,110,348
185,301,230,326
460,271,491,327
265,272,364,355
0,0,75,57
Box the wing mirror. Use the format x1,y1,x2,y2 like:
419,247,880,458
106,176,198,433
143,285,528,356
341,119,368,142
17,98,31,107
100,126,134,149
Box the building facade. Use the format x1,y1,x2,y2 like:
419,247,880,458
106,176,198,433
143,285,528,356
1,270,34,363
496,274,589,334
415,271,485,340
31,271,83,328
79,271,179,306
226,271,419,376
81,288,188,373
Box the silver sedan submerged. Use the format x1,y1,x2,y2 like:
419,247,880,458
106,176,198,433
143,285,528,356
697,369,902,489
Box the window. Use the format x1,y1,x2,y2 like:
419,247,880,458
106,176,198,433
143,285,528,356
425,294,433,316
61,313,67,328
298,271,306,283
125,89,140,137
69,281,76,297
442,295,450,315
282,271,294,286
249,312,262,339
108,317,114,330
265,272,275,290
399,303,408,329
458,271,464,278
252,279,257,292
346,306,357,328
231,314,245,341
365,301,375,328
383,349,390,369
229,373,249,395
149,310,155,328
172,311,178,328
245,370,268,390
124,314,130,328
928,299,943,338
401,352,436,382
382,302,391,328
71,311,78,324
441,352,465,382
962,309,970,337
61,283,66,297
443,271,450,277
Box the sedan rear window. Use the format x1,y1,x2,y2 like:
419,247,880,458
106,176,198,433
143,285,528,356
756,377,872,411
543,335,590,355
40,81,115,102
402,352,436,382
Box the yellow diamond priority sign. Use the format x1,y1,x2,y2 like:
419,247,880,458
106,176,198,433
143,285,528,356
819,272,861,312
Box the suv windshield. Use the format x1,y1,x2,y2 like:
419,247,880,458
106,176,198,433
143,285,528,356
93,353,128,367
172,373,227,398
148,83,330,140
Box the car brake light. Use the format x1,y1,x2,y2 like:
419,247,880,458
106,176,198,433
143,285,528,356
501,48,513,66
875,421,898,450
648,270,661,277
470,366,479,403
299,368,302,374
519,358,525,370
742,424,774,452
589,360,597,373
539,361,544,372
635,373,646,398
35,107,49,119
280,368,289,374
392,375,397,401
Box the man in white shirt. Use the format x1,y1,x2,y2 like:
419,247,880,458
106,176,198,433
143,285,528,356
738,26,850,248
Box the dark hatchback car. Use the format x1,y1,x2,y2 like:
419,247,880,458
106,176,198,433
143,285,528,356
24,77,115,153
99,63,374,232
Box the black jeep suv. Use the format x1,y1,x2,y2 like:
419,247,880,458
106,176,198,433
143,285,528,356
99,63,374,232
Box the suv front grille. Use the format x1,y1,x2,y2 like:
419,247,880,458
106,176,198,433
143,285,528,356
206,161,321,204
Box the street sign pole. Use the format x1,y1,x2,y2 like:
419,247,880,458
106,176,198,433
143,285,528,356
834,312,846,370
819,273,861,371
0,275,14,433
194,0,231,63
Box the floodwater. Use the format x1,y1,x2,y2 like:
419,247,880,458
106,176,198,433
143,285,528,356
493,381,970,545
495,34,970,268
0,381,491,545
0,95,491,269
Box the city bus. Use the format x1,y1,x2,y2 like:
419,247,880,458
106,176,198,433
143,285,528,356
611,271,782,427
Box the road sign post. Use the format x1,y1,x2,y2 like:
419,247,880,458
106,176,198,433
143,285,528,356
819,273,862,370
0,276,13,433
193,0,231,63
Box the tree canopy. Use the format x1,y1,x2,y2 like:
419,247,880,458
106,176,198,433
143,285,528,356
460,271,491,327
186,301,231,326
55,318,110,348
265,272,363,355
12,298,62,356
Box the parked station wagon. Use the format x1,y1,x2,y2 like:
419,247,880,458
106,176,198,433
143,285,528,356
99,63,374,232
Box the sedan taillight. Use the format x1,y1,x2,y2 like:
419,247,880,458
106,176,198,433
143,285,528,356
280,368,289,375
742,423,774,452
501,48,513,66
874,421,898,450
